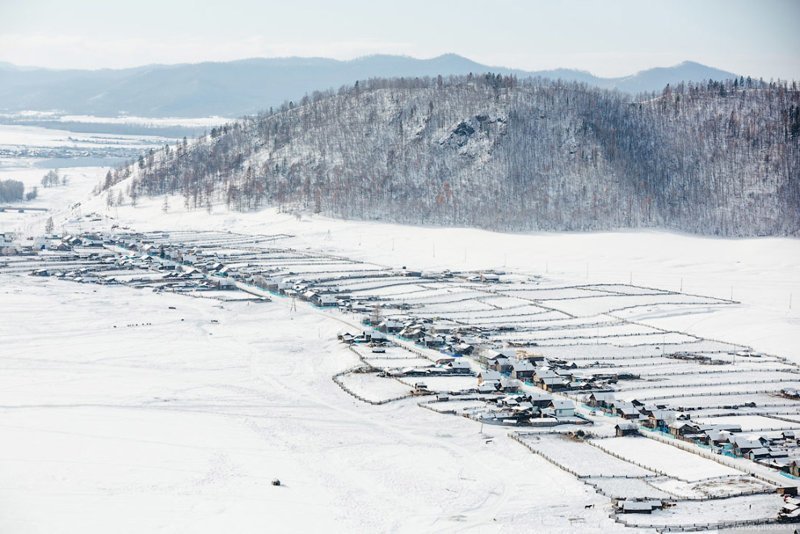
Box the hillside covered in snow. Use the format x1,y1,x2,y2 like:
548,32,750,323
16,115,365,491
107,75,800,236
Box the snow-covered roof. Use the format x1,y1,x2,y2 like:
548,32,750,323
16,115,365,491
512,360,535,371
619,500,661,512
479,370,502,381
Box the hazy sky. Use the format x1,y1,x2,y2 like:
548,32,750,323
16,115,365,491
1,0,798,79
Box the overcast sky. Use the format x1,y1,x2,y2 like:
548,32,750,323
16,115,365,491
1,0,798,79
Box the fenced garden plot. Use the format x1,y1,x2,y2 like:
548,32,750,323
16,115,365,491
349,344,429,361
418,306,561,322
584,284,673,296
363,357,434,370
571,357,686,370
616,493,782,529
418,399,488,415
613,371,800,391
662,339,751,354
694,414,800,432
664,393,794,411
605,362,796,377
496,286,621,300
333,369,412,404
470,295,536,308
397,289,492,305
411,300,498,314
346,283,432,297
324,276,422,292
496,331,698,347
647,475,776,500
531,343,677,361
618,381,800,402
493,322,664,342
540,293,731,317
515,434,656,478
395,375,477,393
590,437,743,482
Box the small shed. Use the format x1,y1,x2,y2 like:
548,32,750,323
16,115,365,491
617,500,662,514
615,422,639,437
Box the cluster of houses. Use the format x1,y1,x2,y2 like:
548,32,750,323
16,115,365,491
1,231,102,255
671,421,800,475
0,231,16,253
375,317,481,356
586,393,679,430
337,329,582,425
481,349,631,393
22,231,243,294
479,393,579,424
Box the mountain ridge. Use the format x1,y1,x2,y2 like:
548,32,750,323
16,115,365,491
0,54,742,118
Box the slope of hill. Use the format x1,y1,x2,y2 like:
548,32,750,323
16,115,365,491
106,75,800,236
0,55,740,118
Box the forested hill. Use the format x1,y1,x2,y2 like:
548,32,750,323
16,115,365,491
108,75,800,236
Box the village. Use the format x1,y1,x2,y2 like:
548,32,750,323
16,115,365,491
3,221,800,531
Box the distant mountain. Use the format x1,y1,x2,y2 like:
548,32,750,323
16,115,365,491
609,61,745,94
108,75,800,237
0,55,741,118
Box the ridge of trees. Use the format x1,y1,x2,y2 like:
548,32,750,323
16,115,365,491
103,74,800,236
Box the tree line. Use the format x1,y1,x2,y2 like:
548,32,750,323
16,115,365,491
0,179,37,202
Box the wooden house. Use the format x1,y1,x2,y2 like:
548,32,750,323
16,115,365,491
511,360,536,381
615,422,639,437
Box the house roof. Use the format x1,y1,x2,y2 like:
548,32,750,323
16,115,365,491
512,360,535,371
669,421,698,430
732,436,765,449
541,377,566,386
479,370,502,381
536,368,560,379
617,403,641,415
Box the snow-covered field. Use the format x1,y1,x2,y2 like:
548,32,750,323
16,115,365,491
0,276,637,533
519,435,655,477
